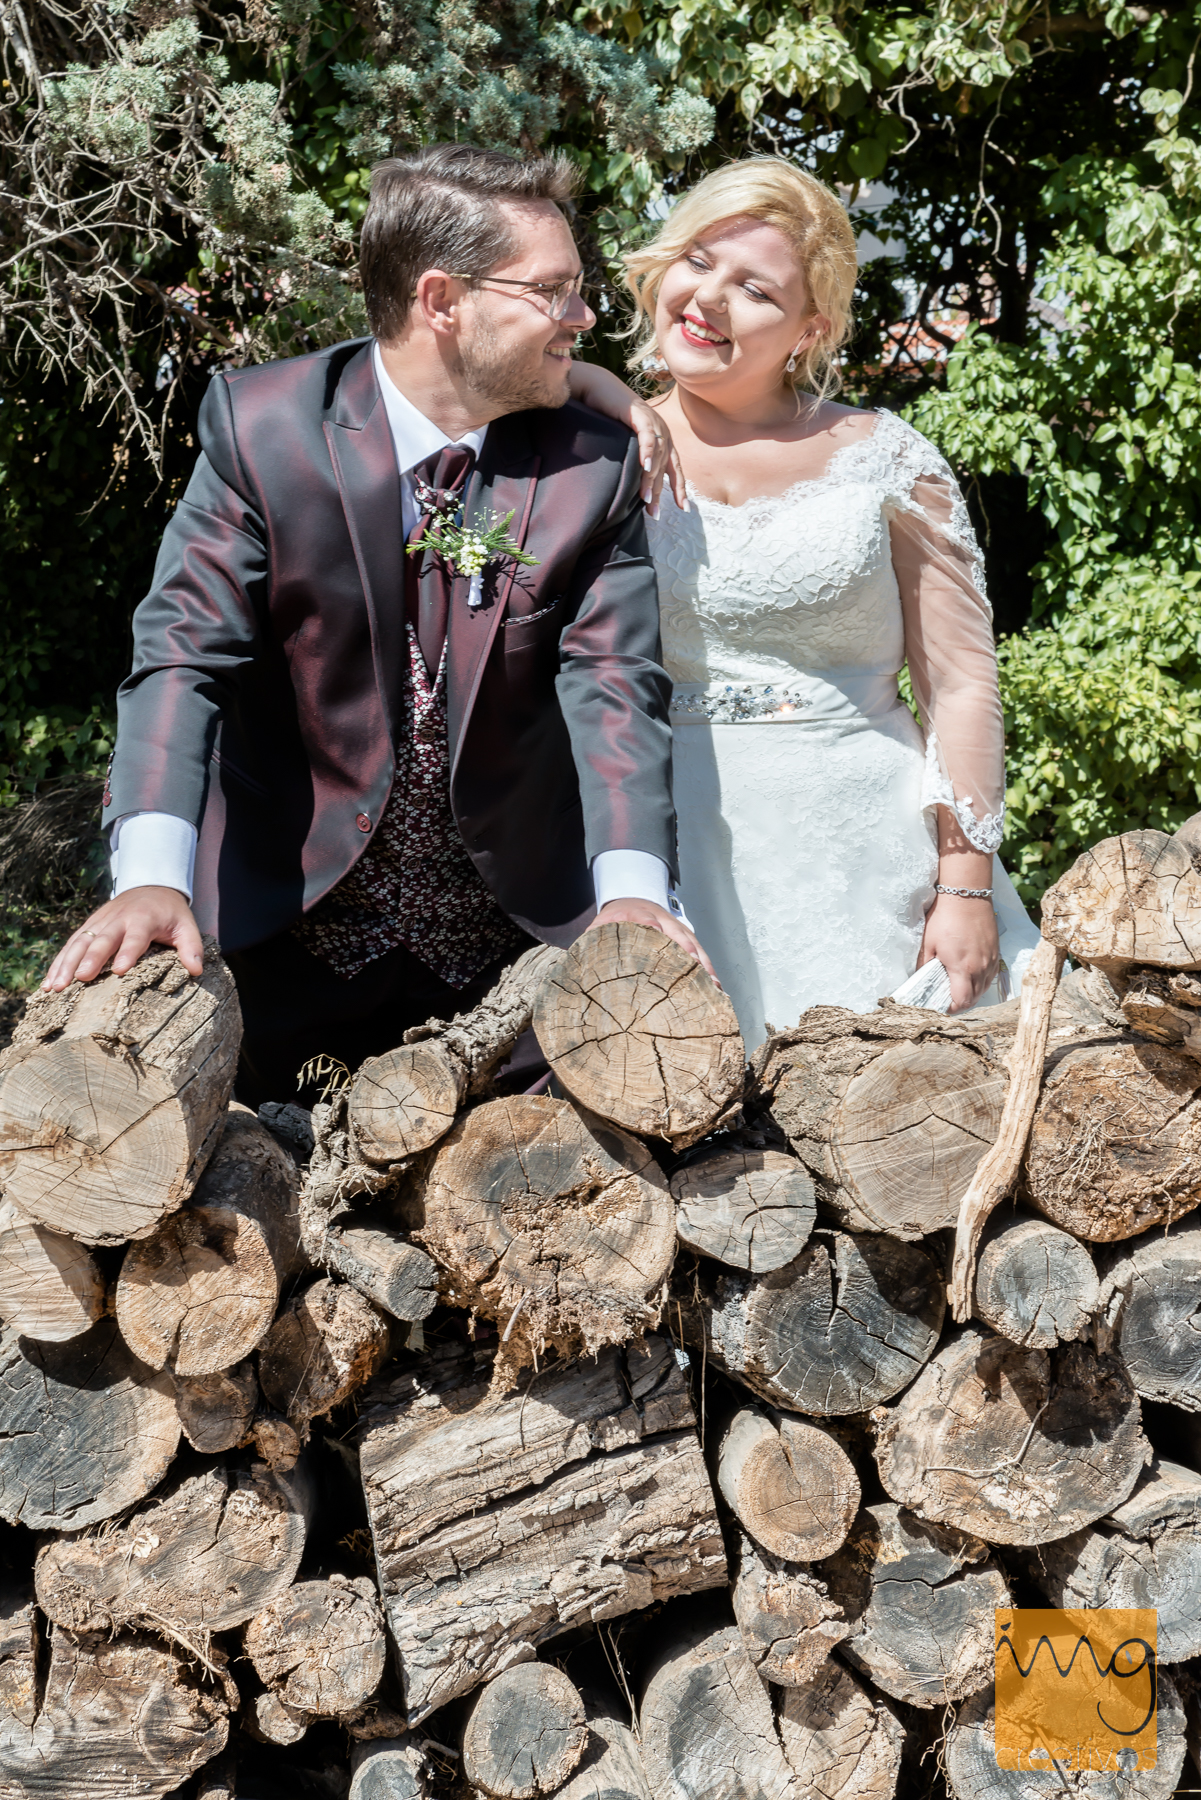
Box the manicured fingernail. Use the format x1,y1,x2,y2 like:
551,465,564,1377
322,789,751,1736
683,497,691,512
651,502,660,520
643,458,653,473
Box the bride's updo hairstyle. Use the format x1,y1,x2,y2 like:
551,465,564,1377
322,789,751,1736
622,157,858,400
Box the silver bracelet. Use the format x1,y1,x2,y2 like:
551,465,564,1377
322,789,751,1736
936,883,993,899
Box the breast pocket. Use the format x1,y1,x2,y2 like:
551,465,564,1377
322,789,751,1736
501,595,565,653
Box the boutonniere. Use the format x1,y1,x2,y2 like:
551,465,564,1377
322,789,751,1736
407,504,540,598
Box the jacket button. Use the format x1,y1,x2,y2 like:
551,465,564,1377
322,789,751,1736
356,813,372,832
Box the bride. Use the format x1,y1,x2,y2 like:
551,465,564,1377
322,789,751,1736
576,156,1038,1049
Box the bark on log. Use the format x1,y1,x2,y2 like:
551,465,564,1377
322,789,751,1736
973,1210,1099,1348
0,1622,229,1798
358,1335,725,1724
461,1664,588,1799
321,1223,439,1324
0,1198,105,1341
351,1737,428,1800
244,1575,386,1722
671,1147,815,1272
683,1228,945,1415
0,942,239,1244
0,1590,36,1731
174,1361,258,1453
0,1318,179,1529
35,1458,313,1639
1040,828,1201,978
875,1326,1148,1545
776,1659,904,1800
731,1532,848,1687
1095,1217,1201,1408
555,1685,653,1800
1117,967,1201,1054
407,1095,674,1381
350,942,565,1165
258,1277,391,1431
532,922,745,1148
716,1406,859,1561
1024,1036,1201,1240
821,1502,1008,1707
116,1110,303,1375
639,1619,800,1800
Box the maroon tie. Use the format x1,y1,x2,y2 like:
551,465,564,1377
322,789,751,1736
406,444,476,676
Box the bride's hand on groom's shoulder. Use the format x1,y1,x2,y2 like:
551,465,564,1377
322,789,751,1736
590,898,719,985
566,362,687,517
918,893,1000,1014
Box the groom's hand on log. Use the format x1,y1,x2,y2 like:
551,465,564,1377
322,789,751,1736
591,898,719,985
42,886,205,992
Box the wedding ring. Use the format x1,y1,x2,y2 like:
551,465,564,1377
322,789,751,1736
80,930,97,940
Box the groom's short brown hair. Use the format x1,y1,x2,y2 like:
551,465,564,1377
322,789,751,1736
361,143,578,343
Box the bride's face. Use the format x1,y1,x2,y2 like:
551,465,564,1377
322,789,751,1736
654,214,823,400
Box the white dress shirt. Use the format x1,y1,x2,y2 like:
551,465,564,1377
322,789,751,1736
112,343,670,915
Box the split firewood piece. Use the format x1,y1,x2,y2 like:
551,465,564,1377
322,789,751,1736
640,1620,800,1800
717,1406,859,1561
556,1684,654,1800
0,1318,179,1529
533,921,745,1147
0,1198,105,1341
948,934,1066,1322
0,940,239,1245
671,1146,815,1272
876,1325,1148,1546
359,1335,725,1724
821,1503,1008,1707
462,1664,588,1799
351,1736,428,1800
776,1659,904,1800
174,1361,258,1453
682,1228,944,1415
408,1095,674,1380
1041,827,1201,979
731,1533,849,1687
258,1276,391,1431
0,1588,37,1731
245,1575,387,1730
1024,1036,1201,1241
0,1622,229,1798
1095,1217,1201,1407
116,1110,303,1375
35,1458,313,1639
350,942,566,1166
973,1209,1099,1348
322,1222,439,1324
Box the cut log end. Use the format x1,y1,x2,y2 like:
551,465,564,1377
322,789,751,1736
973,1212,1099,1348
258,1278,390,1430
671,1146,814,1272
717,1405,859,1561
245,1575,386,1722
0,1199,105,1342
350,1041,465,1166
462,1664,588,1799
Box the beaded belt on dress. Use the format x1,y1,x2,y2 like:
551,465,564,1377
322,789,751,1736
670,683,812,724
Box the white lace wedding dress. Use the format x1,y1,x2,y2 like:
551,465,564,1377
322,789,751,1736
646,407,1040,1050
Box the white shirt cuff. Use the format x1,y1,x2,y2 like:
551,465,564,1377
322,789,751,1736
111,812,198,902
592,849,673,914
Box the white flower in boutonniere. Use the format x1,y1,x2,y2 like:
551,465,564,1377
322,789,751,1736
407,507,540,605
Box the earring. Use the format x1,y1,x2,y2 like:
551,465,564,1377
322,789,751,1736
641,352,669,374
785,352,798,373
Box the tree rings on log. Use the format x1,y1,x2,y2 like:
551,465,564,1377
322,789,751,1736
732,1533,849,1686
821,1503,1008,1707
462,1664,588,1799
776,1658,904,1800
350,1042,465,1166
1024,1037,1201,1241
639,1620,800,1800
0,1199,105,1342
258,1277,390,1431
717,1407,859,1562
1096,1217,1201,1408
0,1319,179,1529
174,1362,258,1454
1040,829,1201,978
244,1575,386,1721
532,922,744,1147
410,1095,674,1379
350,1737,428,1800
875,1326,1147,1545
974,1211,1098,1348
0,942,240,1245
671,1147,815,1272
688,1228,945,1415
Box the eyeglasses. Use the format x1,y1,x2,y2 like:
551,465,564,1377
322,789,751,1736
452,271,585,321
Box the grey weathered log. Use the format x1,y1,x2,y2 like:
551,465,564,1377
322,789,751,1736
258,1100,315,1162
0,1590,36,1732
555,1684,654,1800
671,1146,815,1272
731,1531,848,1686
0,1318,179,1529
258,1276,391,1431
0,1199,104,1341
462,1664,588,1799
973,1209,1098,1348
639,1619,800,1800
174,1361,258,1453
321,1222,439,1323
682,1228,944,1415
35,1458,313,1640
717,1405,859,1561
776,1658,904,1800
1095,1216,1201,1408
351,1736,428,1800
358,1334,725,1724
244,1574,386,1723
876,1326,1148,1545
0,941,239,1244
248,1689,312,1745
821,1502,1008,1707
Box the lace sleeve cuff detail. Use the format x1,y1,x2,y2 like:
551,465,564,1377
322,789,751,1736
921,732,1005,854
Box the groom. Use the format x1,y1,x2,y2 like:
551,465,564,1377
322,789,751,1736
45,143,703,1102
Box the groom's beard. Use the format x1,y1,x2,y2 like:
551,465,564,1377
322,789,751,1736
455,315,571,414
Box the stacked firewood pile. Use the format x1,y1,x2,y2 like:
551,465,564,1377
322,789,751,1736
1,825,1201,1800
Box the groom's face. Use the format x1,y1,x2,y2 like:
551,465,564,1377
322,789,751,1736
454,200,596,413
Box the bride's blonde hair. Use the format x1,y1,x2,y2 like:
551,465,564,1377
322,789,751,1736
622,157,858,401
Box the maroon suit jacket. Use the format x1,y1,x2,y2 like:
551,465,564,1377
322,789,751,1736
104,338,675,950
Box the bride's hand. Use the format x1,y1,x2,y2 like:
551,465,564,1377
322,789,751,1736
918,893,1000,1014
567,362,687,514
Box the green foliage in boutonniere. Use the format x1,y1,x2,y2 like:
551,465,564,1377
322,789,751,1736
407,508,541,579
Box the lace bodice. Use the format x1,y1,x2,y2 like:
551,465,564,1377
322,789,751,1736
647,408,1004,852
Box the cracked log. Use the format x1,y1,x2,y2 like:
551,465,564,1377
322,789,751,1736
174,1361,258,1453
0,1198,105,1341
321,1222,439,1325
671,1146,815,1272
776,1658,904,1800
351,1737,428,1800
875,1326,1148,1545
1095,1217,1201,1408
639,1618,800,1800
532,922,745,1148
821,1503,1008,1707
973,1209,1098,1348
35,1457,313,1639
358,1334,725,1724
682,1228,944,1415
731,1531,848,1686
555,1683,654,1800
1040,828,1201,980
244,1575,387,1728
258,1277,391,1432
461,1664,588,1799
116,1110,303,1375
0,942,239,1244
0,1318,179,1529
717,1406,859,1562
0,1589,35,1732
